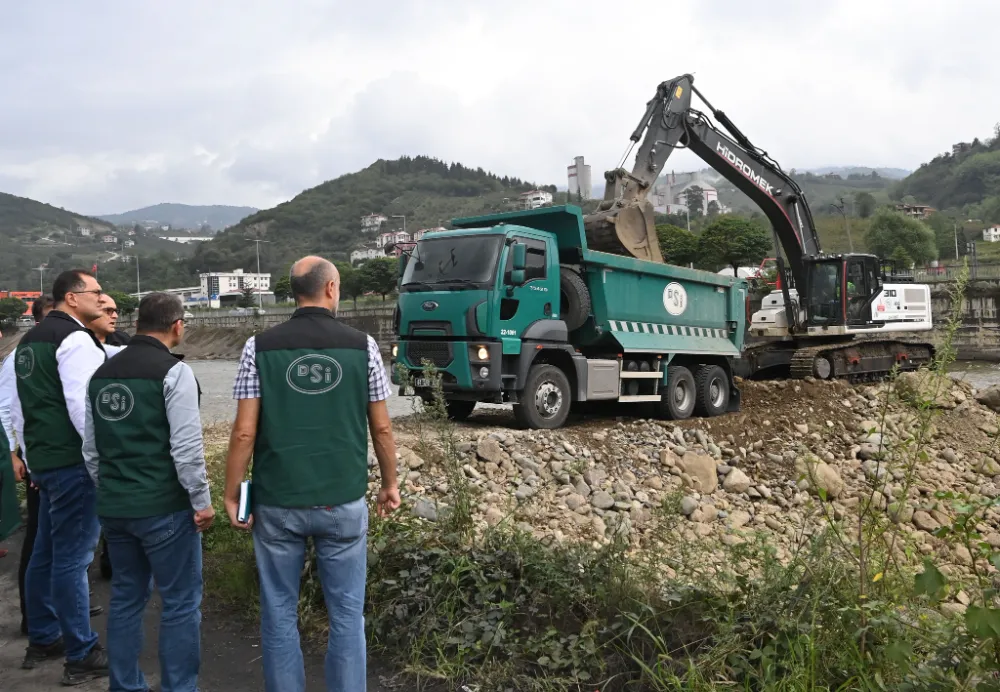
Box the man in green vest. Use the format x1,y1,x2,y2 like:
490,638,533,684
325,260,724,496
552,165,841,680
15,269,110,684
83,291,213,692
223,255,400,692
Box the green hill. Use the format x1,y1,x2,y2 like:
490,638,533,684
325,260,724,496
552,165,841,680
890,132,1000,222
0,191,115,239
191,156,557,274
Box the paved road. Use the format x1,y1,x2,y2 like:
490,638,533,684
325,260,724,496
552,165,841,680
0,528,397,691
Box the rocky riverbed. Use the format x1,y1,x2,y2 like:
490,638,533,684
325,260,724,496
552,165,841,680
379,372,1000,615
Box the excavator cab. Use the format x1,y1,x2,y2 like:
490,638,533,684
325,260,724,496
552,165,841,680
804,254,882,328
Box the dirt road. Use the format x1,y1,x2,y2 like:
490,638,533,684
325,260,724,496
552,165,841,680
0,526,397,691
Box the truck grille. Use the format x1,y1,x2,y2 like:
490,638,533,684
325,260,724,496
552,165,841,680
406,341,453,367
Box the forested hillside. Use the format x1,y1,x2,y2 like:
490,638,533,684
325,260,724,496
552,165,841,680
0,191,115,239
190,156,557,275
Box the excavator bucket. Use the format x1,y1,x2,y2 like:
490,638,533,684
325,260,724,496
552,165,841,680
582,199,664,263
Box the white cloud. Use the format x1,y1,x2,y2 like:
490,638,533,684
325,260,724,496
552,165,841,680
1,0,998,214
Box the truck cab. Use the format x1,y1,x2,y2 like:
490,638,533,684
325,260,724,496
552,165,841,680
391,224,578,422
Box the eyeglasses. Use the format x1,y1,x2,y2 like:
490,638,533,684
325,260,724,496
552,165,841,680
71,289,104,297
102,308,118,316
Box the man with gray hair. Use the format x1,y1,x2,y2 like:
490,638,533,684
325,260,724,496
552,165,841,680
83,291,213,692
224,255,400,691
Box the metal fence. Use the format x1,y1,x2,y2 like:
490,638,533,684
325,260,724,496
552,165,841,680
914,264,1000,282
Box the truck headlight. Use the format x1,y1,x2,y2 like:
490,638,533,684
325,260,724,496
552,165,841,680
479,366,490,379
476,346,489,361
391,344,398,358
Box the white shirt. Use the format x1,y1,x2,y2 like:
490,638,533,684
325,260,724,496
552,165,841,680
0,352,16,453
6,314,122,469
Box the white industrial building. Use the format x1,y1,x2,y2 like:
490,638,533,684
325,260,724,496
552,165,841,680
518,190,553,209
567,156,592,200
199,268,271,298
350,247,385,264
162,236,213,244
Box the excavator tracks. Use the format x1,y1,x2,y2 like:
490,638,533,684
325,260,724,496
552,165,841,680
788,339,935,383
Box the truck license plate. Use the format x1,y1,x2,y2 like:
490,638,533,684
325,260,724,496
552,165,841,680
414,377,431,388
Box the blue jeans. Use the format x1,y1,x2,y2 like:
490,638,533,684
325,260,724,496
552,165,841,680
101,509,203,692
253,499,368,692
26,463,101,661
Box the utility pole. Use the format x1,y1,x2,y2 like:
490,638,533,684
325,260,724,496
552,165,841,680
831,197,854,252
136,253,140,297
246,238,271,310
392,215,407,237
954,222,960,259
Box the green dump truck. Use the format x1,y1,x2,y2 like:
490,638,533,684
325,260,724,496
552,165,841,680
389,205,747,429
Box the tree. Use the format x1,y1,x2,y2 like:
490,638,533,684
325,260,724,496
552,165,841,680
239,287,255,308
105,290,138,317
683,186,705,217
854,191,877,218
358,257,397,301
696,215,772,274
273,275,292,302
0,297,28,325
655,224,699,266
334,261,363,309
890,245,913,268
926,212,957,260
902,195,918,206
706,200,720,218
864,208,937,265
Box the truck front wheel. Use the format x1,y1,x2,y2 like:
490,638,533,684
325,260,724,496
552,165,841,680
514,364,571,429
658,365,696,420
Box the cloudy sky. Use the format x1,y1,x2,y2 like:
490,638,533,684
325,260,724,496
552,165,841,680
2,0,998,215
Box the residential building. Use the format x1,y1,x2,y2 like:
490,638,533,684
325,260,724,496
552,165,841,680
350,247,385,264
198,268,271,298
389,241,416,258
651,171,721,215
361,213,388,233
567,156,592,200
412,227,444,241
102,235,117,243
127,230,136,236
953,142,974,156
161,236,213,244
376,230,411,249
124,240,135,248
894,203,935,219
984,226,1000,242
77,226,92,237
518,190,553,209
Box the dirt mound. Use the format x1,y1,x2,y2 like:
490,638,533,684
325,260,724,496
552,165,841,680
177,326,257,360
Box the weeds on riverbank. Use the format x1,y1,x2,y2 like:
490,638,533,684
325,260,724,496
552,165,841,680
200,264,1000,689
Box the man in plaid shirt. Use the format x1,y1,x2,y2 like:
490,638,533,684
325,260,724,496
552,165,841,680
223,256,400,692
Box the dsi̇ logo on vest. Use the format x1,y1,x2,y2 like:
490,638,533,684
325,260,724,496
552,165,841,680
14,349,34,379
96,383,135,422
285,354,343,395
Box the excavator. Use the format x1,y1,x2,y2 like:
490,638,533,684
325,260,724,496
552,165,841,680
582,74,935,381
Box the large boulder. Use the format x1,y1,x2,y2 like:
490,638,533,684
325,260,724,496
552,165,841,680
678,452,718,494
895,371,955,409
976,384,1000,412
795,454,845,500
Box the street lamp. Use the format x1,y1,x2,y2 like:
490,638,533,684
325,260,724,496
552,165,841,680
391,215,406,237
34,265,49,294
245,238,271,310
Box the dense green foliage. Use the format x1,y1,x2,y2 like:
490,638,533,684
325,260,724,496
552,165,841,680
655,224,699,266
696,215,772,273
864,208,937,266
0,297,28,325
358,257,398,300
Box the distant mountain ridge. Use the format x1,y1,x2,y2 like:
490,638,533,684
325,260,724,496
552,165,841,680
805,166,911,180
98,203,258,230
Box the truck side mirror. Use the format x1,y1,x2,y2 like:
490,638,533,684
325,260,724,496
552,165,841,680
510,243,527,286
397,253,408,278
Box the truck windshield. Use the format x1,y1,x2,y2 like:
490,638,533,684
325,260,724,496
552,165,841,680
401,234,503,290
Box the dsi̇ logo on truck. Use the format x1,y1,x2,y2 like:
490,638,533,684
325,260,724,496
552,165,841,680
663,282,688,316
286,354,343,395
14,349,34,379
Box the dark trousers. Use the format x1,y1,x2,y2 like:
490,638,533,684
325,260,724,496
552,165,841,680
19,470,40,634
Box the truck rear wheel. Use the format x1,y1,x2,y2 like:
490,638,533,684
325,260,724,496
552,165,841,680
514,364,571,429
694,365,729,417
445,399,476,421
559,267,591,332
658,365,696,420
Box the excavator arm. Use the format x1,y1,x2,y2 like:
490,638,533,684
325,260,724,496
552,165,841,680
583,74,821,292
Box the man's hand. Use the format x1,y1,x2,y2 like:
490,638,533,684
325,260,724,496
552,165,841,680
376,485,400,518
224,494,253,530
10,453,25,483
194,506,215,532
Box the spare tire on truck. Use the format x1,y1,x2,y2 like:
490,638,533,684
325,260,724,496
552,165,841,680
559,267,591,332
